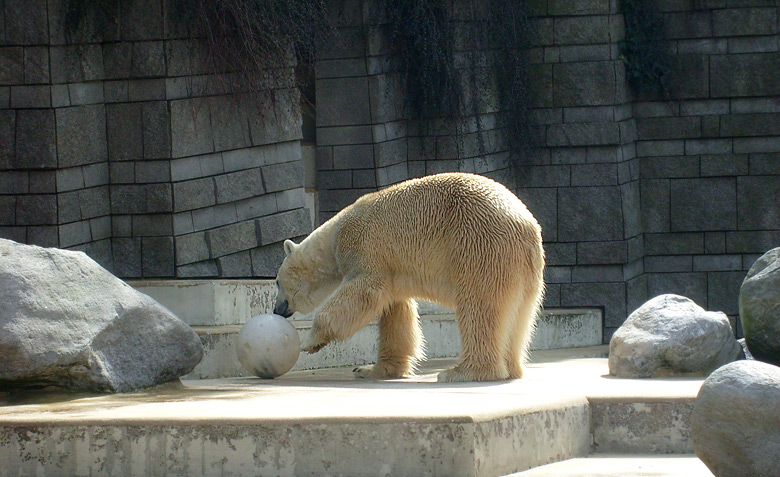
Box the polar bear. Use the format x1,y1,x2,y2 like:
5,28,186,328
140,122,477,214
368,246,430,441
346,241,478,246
273,172,545,382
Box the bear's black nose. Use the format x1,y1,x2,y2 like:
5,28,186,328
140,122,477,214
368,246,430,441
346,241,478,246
274,300,292,318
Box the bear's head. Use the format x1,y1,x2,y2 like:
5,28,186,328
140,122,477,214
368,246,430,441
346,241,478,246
273,239,340,317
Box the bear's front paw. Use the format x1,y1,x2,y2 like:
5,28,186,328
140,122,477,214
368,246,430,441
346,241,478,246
301,339,327,354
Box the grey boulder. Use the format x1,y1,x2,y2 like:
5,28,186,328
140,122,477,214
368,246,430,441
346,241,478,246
0,239,203,393
692,360,780,477
739,247,780,366
609,294,743,378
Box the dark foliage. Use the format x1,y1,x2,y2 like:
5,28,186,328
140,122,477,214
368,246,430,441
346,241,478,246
620,0,671,94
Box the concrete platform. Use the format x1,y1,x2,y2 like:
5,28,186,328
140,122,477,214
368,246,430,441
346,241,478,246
513,454,713,476
0,346,708,477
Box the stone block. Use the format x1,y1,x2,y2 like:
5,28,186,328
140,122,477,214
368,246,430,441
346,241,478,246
112,215,132,237
90,216,111,240
352,169,376,189
664,11,712,39
734,137,780,153
622,180,642,238
55,167,84,192
547,123,620,147
708,271,746,316
711,53,780,98
174,259,218,277
670,178,736,232
191,203,237,231
275,187,305,212
262,161,304,192
103,80,128,103
721,113,780,137
58,220,91,248
173,177,216,212
235,194,277,221
561,281,626,328
570,163,617,186
668,54,709,100
131,214,172,237
517,187,557,242
646,272,708,310
315,58,367,79
571,265,623,283
128,79,166,101
103,43,132,79
213,168,264,204
0,110,14,168
68,82,104,105
109,162,135,184
49,45,104,83
644,233,704,255
15,109,56,169
208,97,252,153
131,41,165,77
0,196,16,225
545,243,577,267
217,251,253,277
0,48,24,85
713,7,776,37
548,0,609,15
56,105,108,168
705,232,727,255
120,0,163,41
559,44,611,62
28,171,55,193
256,208,311,246
27,225,58,248
701,154,749,177
727,231,780,254
558,186,623,242
172,211,193,235
142,101,171,159
640,156,699,178
57,191,81,223
175,231,209,266
553,62,616,108
170,99,214,158
577,241,627,265
635,140,684,157
640,179,670,233
251,242,285,278
731,97,780,114
374,138,407,168
111,237,142,278
644,255,693,273
528,64,553,108
10,85,50,108
516,165,570,188
78,186,111,219
0,226,26,243
376,162,408,187
206,220,258,259
15,194,56,226
728,36,779,54
318,170,352,189
693,255,742,272
545,266,572,284
737,176,780,230
0,171,28,194
332,144,374,170
317,125,373,146
4,0,48,44
317,77,371,127
637,117,701,140
554,16,609,45
142,236,174,277
135,160,170,183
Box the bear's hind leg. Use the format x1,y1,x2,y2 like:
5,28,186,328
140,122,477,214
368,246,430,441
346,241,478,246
437,302,511,382
504,295,541,379
354,299,423,379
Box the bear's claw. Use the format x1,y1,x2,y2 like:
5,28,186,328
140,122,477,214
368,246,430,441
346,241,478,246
301,341,326,353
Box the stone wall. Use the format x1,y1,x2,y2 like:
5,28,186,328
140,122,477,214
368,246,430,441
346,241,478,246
313,0,780,339
0,0,310,278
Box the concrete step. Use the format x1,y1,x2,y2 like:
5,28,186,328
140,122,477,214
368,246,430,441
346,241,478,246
185,309,602,379
128,279,603,379
512,454,713,476
0,349,704,477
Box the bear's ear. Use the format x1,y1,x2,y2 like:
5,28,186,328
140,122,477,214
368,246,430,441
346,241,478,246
283,239,298,257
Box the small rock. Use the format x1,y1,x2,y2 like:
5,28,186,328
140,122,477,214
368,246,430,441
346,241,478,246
609,294,743,378
692,360,780,477
739,247,780,366
0,239,203,393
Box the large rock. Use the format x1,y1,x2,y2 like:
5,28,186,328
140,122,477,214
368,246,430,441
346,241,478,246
609,294,743,378
739,247,780,366
692,360,780,477
0,239,203,393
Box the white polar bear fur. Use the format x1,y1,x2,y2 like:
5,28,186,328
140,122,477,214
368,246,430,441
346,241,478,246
274,172,545,382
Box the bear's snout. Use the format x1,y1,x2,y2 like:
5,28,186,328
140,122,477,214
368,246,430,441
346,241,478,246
274,300,292,318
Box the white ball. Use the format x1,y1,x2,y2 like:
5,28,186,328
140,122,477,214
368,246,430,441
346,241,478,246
236,313,300,379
